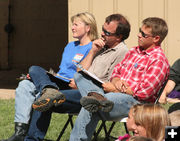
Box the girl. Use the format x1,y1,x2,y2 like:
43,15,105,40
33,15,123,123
117,104,171,141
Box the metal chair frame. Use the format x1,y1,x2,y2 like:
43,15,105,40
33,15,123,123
56,80,167,141
93,80,167,140
56,114,76,141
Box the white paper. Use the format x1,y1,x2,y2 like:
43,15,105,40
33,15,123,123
74,63,104,84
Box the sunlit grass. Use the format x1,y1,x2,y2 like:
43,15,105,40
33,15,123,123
0,99,126,140
0,99,171,140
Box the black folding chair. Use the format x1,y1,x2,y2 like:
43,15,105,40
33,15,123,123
93,117,128,141
55,80,167,141
94,80,168,140
56,113,78,141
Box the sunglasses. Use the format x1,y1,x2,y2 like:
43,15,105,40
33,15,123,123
102,26,117,36
139,28,153,38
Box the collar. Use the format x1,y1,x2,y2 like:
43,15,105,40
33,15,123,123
136,46,161,55
106,41,126,51
99,41,127,55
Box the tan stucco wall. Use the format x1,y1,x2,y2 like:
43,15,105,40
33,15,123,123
0,0,179,70
68,0,180,65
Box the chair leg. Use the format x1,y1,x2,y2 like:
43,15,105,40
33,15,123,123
69,115,74,129
124,122,129,134
93,120,105,141
56,115,73,141
102,121,108,139
106,121,117,139
93,121,117,140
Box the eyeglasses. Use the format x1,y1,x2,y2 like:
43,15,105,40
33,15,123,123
139,28,153,38
102,26,117,36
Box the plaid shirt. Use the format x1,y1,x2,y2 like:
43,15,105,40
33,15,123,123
111,46,170,102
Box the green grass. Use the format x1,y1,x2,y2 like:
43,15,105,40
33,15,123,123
0,99,15,139
0,99,172,141
0,99,126,141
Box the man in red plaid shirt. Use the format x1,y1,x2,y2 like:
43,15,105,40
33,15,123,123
110,39,169,103
69,17,170,141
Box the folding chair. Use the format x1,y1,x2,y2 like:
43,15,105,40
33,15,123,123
56,113,78,141
56,113,113,141
93,117,128,141
56,81,167,141
94,80,167,140
154,80,167,104
56,113,120,141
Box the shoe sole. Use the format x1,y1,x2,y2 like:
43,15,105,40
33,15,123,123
80,97,114,113
32,94,66,112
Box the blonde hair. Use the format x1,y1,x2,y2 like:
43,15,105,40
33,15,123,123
71,12,98,41
131,104,171,141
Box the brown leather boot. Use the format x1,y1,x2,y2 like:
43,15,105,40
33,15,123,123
80,92,114,113
32,88,66,112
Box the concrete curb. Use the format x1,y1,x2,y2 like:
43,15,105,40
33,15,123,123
0,89,15,99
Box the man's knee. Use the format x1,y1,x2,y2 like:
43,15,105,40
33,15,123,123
74,72,83,82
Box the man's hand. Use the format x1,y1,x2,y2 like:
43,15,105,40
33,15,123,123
68,79,77,89
91,38,105,53
102,82,118,93
110,78,134,95
78,38,106,71
115,80,133,95
111,78,127,92
114,80,128,93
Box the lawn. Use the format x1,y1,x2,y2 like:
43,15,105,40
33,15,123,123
0,99,128,141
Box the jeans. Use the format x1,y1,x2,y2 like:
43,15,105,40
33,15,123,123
15,80,40,124
29,66,70,93
14,65,70,124
24,89,82,141
69,72,139,141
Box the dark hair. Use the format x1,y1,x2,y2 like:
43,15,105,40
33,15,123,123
105,14,131,41
168,102,180,113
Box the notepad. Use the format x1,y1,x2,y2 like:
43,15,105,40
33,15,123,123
46,68,71,81
74,63,104,84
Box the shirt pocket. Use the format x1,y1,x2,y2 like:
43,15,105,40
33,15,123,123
121,61,128,69
131,64,145,81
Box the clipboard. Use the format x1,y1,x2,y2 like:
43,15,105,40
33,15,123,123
46,69,71,81
74,63,104,84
